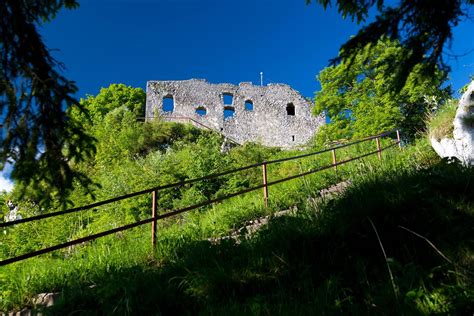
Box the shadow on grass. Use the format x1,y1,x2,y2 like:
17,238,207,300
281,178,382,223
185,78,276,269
46,161,474,315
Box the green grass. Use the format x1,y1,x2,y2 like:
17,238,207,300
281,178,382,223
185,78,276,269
428,99,458,141
2,137,472,315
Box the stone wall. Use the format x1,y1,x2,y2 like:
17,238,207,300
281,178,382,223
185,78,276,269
146,79,324,148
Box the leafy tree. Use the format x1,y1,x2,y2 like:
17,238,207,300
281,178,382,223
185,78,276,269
72,84,146,125
0,0,95,206
313,39,450,144
65,85,217,211
307,0,474,89
69,84,207,169
0,191,8,222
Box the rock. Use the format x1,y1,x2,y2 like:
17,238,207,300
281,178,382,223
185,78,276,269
5,310,35,316
431,81,474,165
4,200,22,223
32,292,59,308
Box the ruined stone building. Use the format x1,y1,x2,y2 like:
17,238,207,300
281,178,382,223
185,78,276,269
145,79,324,148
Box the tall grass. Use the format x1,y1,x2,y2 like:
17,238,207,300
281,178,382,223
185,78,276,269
427,99,458,141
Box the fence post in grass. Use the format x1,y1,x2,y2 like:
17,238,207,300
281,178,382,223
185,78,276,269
151,190,158,248
331,148,337,173
376,136,382,160
396,129,402,151
262,162,269,208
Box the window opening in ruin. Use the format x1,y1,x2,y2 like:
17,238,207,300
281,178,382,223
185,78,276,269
286,103,295,116
245,100,254,111
195,107,207,116
292,135,295,141
223,93,233,105
224,106,235,119
163,95,174,112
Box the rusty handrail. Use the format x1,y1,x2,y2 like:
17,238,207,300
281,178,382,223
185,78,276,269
264,129,396,165
0,135,401,266
0,129,399,228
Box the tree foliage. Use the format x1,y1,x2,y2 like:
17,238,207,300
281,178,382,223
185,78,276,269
0,0,95,205
313,39,450,144
72,84,145,125
307,0,474,89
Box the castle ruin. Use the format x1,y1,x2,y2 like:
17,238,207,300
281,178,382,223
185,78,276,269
146,79,324,148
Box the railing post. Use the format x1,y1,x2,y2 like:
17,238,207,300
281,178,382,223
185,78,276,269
376,137,382,160
331,148,337,173
396,129,402,151
262,162,269,208
151,190,157,248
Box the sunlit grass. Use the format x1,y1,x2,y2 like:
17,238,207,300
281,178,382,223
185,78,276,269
428,99,457,141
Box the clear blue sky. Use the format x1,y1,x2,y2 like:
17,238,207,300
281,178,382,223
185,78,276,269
0,0,473,192
39,0,474,99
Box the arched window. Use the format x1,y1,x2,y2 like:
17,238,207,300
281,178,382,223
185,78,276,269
195,107,207,116
286,103,295,116
245,100,253,111
224,106,235,119
163,95,174,112
223,93,233,105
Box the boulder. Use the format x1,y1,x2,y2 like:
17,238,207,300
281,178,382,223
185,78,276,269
431,81,474,165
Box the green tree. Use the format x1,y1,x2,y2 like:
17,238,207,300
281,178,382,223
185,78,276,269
0,0,95,206
69,84,206,169
65,84,212,208
307,0,474,89
73,84,146,125
313,39,450,144
71,84,148,168
0,192,8,222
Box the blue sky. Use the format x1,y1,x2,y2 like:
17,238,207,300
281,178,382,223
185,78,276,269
1,0,473,192
38,0,473,99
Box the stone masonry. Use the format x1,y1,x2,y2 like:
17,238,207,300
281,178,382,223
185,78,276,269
146,79,324,148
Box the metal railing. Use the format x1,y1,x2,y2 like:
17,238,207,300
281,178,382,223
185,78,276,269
0,129,402,266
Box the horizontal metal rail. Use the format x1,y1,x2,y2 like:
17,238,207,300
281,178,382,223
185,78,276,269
0,140,399,266
264,129,396,165
0,129,398,228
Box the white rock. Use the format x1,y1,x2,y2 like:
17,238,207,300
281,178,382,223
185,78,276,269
431,81,474,165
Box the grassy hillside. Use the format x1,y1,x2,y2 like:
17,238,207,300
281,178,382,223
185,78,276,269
1,85,472,314
1,135,472,315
